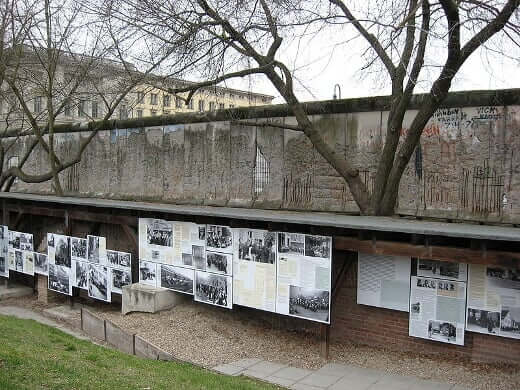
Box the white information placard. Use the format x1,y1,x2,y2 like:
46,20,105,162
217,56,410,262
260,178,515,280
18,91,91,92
276,233,332,324
0,226,8,278
139,219,174,264
466,264,520,339
409,276,466,345
233,229,277,312
357,253,411,312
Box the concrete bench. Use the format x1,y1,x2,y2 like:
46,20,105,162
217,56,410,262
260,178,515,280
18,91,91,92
122,283,188,315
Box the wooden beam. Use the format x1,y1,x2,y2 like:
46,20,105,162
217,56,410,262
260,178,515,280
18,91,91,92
335,237,520,267
121,224,138,252
320,324,330,360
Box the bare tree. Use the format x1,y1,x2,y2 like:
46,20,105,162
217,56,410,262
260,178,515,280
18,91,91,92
107,0,519,215
0,0,174,194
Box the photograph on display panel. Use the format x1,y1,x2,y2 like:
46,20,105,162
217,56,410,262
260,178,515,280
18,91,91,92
500,307,520,339
466,308,500,335
88,263,111,302
71,237,87,262
139,261,157,287
74,261,88,289
54,235,71,268
193,245,205,271
14,249,23,273
112,268,132,294
0,255,7,278
35,253,48,275
289,286,330,323
278,233,304,256
237,230,276,264
48,264,72,295
418,259,467,281
205,252,232,275
147,219,173,247
206,225,233,254
160,264,194,295
23,251,34,276
304,235,331,259
87,235,107,264
195,271,232,309
8,250,14,270
107,250,119,267
9,231,33,251
118,252,131,270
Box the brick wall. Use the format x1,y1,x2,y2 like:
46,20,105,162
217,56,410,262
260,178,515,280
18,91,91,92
330,257,520,365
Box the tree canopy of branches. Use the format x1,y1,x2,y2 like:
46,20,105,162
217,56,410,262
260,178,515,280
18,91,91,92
105,0,519,215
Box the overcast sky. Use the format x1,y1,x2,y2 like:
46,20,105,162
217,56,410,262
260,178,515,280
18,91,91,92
221,28,520,104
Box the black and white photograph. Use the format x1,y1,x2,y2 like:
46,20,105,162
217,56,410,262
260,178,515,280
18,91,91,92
139,261,157,286
467,308,500,334
198,226,206,241
289,286,330,323
182,252,193,267
193,245,206,271
500,306,520,338
160,264,194,294
47,233,54,248
0,256,7,277
0,225,8,257
0,225,6,240
35,253,48,275
112,268,131,294
237,230,276,264
75,261,88,289
416,278,436,289
23,251,34,275
71,237,87,261
14,249,23,272
487,267,520,290
88,263,110,302
418,259,464,281
54,235,71,268
428,320,457,343
411,302,421,315
195,271,232,309
147,219,173,247
278,233,304,256
48,264,71,295
304,235,331,259
10,231,34,251
206,252,232,275
87,235,100,263
206,225,233,253
107,250,119,267
118,252,131,270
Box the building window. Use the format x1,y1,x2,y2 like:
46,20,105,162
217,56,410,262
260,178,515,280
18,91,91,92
150,109,157,116
119,105,128,120
219,103,225,110
198,100,205,112
253,146,270,197
150,93,158,105
209,102,215,111
163,94,171,107
229,104,234,108
91,101,98,118
136,109,143,118
229,93,234,99
163,110,170,115
137,91,144,104
33,96,42,113
187,99,193,110
78,100,87,117
175,96,183,108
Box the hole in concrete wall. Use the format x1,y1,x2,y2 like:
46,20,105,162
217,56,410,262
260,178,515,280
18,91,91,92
253,146,269,197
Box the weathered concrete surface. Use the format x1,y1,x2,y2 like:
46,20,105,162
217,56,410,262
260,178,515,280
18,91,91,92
134,334,175,361
105,320,135,355
122,283,189,315
6,90,520,224
81,308,106,341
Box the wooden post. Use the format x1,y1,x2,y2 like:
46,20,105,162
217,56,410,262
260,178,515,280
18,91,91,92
320,324,330,360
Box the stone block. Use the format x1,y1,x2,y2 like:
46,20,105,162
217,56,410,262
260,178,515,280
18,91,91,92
134,335,174,361
122,283,188,315
81,309,106,341
105,320,135,355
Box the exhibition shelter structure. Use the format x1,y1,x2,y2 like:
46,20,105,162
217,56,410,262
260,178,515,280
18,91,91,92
0,191,519,363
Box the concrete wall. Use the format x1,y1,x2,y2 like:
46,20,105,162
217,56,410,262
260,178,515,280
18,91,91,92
6,89,520,224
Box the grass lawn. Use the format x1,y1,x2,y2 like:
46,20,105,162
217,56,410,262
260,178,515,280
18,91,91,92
0,314,280,390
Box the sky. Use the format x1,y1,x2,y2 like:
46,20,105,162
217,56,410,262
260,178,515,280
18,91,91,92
219,24,520,104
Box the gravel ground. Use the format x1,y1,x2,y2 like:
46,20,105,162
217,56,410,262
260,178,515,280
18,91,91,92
2,296,519,390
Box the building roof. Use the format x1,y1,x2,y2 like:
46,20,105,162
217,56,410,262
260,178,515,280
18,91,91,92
0,192,518,242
